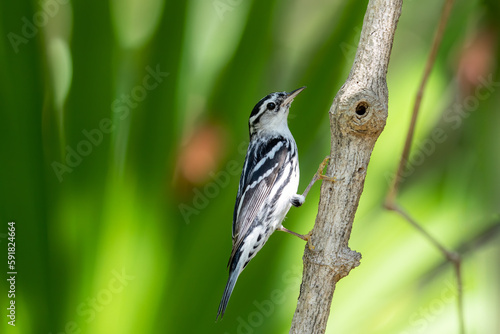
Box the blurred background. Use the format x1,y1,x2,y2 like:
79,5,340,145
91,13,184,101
0,0,499,333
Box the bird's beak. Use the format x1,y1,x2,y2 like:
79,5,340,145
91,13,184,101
282,86,306,107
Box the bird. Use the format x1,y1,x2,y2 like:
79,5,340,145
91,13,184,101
216,86,311,320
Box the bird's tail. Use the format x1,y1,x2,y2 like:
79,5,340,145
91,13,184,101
216,251,244,321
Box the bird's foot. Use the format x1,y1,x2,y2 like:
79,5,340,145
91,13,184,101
301,230,315,251
317,156,336,183
277,226,315,250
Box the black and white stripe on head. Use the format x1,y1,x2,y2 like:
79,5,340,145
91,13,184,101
247,87,305,137
249,92,287,117
248,92,287,136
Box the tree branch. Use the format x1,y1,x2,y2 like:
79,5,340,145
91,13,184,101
290,1,403,333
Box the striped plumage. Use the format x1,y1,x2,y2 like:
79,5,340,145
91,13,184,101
217,87,306,320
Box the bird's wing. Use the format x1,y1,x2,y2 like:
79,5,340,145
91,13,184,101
229,137,288,263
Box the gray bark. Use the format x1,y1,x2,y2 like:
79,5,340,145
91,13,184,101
289,0,403,333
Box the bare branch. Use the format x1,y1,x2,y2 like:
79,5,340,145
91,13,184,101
382,0,465,332
385,0,455,205
290,1,403,333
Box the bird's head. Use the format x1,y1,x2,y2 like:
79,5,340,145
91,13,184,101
248,86,306,137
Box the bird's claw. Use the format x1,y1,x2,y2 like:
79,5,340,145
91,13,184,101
319,175,337,182
316,156,337,183
303,230,315,251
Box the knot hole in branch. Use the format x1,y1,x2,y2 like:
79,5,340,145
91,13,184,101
330,90,387,137
344,92,387,137
355,101,369,116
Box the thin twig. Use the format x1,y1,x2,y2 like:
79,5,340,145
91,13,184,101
387,206,465,334
384,0,465,333
385,0,455,204
421,221,500,281
392,204,456,260
391,204,464,334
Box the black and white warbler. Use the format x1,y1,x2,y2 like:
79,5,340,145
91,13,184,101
217,87,312,320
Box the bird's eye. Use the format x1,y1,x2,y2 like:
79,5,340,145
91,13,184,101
267,102,276,111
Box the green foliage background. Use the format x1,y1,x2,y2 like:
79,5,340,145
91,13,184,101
0,0,499,333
